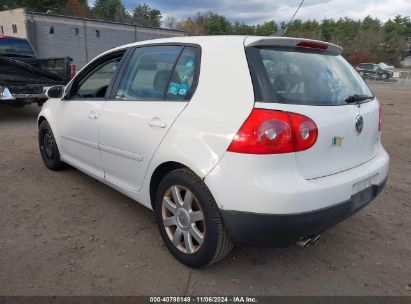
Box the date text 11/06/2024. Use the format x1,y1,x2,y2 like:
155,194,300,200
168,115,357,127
149,296,257,303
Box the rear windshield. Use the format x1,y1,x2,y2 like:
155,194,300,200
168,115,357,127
247,46,373,106
0,38,35,58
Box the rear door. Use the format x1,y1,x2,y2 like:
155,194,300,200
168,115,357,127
99,45,200,191
246,41,379,179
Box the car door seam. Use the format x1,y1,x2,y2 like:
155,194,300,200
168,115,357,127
139,102,190,191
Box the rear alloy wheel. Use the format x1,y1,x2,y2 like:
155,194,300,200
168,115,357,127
38,120,65,170
155,168,233,268
162,185,205,254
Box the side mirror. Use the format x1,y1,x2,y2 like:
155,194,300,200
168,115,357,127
45,85,65,99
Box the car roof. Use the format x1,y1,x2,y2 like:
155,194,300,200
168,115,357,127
85,35,343,69
106,35,342,54
112,35,248,50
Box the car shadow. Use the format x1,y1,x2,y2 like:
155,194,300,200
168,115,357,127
0,103,41,122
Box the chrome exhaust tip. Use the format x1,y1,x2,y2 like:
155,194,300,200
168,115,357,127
295,234,320,248
295,238,311,248
309,234,320,245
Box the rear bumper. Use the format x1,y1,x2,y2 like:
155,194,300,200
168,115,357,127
205,143,389,214
221,178,387,246
1,85,48,104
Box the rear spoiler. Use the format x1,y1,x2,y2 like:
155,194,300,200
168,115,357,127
244,37,343,56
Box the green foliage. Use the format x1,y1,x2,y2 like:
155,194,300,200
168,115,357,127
255,20,278,36
132,3,162,27
232,21,255,35
182,13,278,36
380,16,411,65
91,0,128,22
0,0,67,12
282,15,411,65
196,12,231,35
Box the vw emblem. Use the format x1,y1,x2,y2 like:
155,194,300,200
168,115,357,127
355,115,364,135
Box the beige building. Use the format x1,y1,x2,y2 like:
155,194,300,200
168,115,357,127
0,8,185,67
0,8,28,39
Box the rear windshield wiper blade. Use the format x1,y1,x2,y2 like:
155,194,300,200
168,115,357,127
345,94,374,104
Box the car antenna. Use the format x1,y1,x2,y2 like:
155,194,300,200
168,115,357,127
282,0,306,36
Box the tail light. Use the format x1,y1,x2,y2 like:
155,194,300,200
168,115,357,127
69,63,76,79
378,104,382,132
227,109,318,154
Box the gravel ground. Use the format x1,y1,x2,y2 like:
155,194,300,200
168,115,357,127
0,83,410,296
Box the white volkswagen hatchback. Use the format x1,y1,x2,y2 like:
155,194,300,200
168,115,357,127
38,36,389,268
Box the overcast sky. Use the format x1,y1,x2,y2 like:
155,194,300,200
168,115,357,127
115,0,411,24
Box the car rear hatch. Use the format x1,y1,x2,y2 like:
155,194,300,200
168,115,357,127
244,37,380,179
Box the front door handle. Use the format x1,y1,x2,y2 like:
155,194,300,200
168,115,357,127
148,117,167,128
88,111,98,120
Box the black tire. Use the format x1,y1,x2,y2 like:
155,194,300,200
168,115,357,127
38,120,65,171
155,168,233,268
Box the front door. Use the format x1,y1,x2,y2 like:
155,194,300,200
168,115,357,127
59,54,124,177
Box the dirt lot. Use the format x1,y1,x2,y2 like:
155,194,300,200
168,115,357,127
0,83,410,296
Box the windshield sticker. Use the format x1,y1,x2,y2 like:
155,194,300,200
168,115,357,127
185,59,194,70
178,84,189,96
168,83,180,95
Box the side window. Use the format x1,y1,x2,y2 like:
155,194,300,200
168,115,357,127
72,57,122,99
115,45,183,101
165,46,199,101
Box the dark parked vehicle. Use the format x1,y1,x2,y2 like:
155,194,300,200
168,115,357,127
0,35,75,107
355,63,394,80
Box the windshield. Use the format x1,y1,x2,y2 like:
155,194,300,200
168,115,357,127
0,38,36,58
247,46,373,106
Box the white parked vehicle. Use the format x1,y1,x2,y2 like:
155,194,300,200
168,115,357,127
38,36,389,268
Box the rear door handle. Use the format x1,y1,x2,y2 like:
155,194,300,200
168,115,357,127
148,117,166,128
88,111,98,120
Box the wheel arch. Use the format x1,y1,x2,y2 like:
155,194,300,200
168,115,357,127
37,100,61,146
38,115,47,126
37,114,58,144
149,161,188,210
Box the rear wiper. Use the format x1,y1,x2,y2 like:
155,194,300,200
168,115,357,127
345,94,374,104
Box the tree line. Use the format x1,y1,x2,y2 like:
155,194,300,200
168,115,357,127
0,0,162,27
176,13,411,66
1,0,410,66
